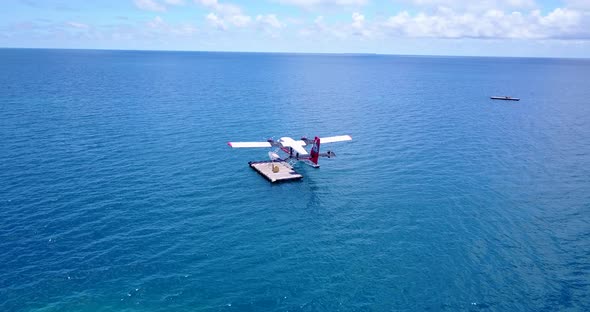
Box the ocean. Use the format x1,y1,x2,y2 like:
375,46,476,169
0,49,589,311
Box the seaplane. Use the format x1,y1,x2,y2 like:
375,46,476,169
228,135,352,182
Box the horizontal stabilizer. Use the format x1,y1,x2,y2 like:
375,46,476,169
228,141,272,148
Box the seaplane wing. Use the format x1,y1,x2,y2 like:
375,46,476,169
228,141,272,148
319,135,352,144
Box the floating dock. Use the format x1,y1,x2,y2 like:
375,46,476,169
248,161,303,183
491,96,520,101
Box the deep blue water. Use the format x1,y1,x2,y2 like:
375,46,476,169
1,49,589,311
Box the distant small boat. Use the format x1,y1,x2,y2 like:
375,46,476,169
491,96,520,101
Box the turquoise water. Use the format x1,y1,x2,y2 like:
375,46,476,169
1,49,589,311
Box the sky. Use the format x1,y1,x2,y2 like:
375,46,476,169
1,0,589,57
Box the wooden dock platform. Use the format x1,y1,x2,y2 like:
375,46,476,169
248,161,303,183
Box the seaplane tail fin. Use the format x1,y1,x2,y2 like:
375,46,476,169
310,136,320,165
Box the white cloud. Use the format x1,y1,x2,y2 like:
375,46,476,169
146,16,197,35
565,0,590,10
299,14,359,39
198,0,260,29
254,14,284,37
133,0,185,12
406,0,537,12
229,14,252,27
147,16,166,28
381,7,588,39
195,0,242,15
67,22,89,29
351,12,372,37
206,12,227,30
277,0,367,8
195,0,218,6
205,11,286,32
256,14,283,28
352,12,364,28
299,15,327,36
295,6,588,41
133,0,167,12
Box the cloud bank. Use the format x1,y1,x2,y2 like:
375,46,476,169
2,0,589,57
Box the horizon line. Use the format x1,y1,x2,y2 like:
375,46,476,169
1,46,588,60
